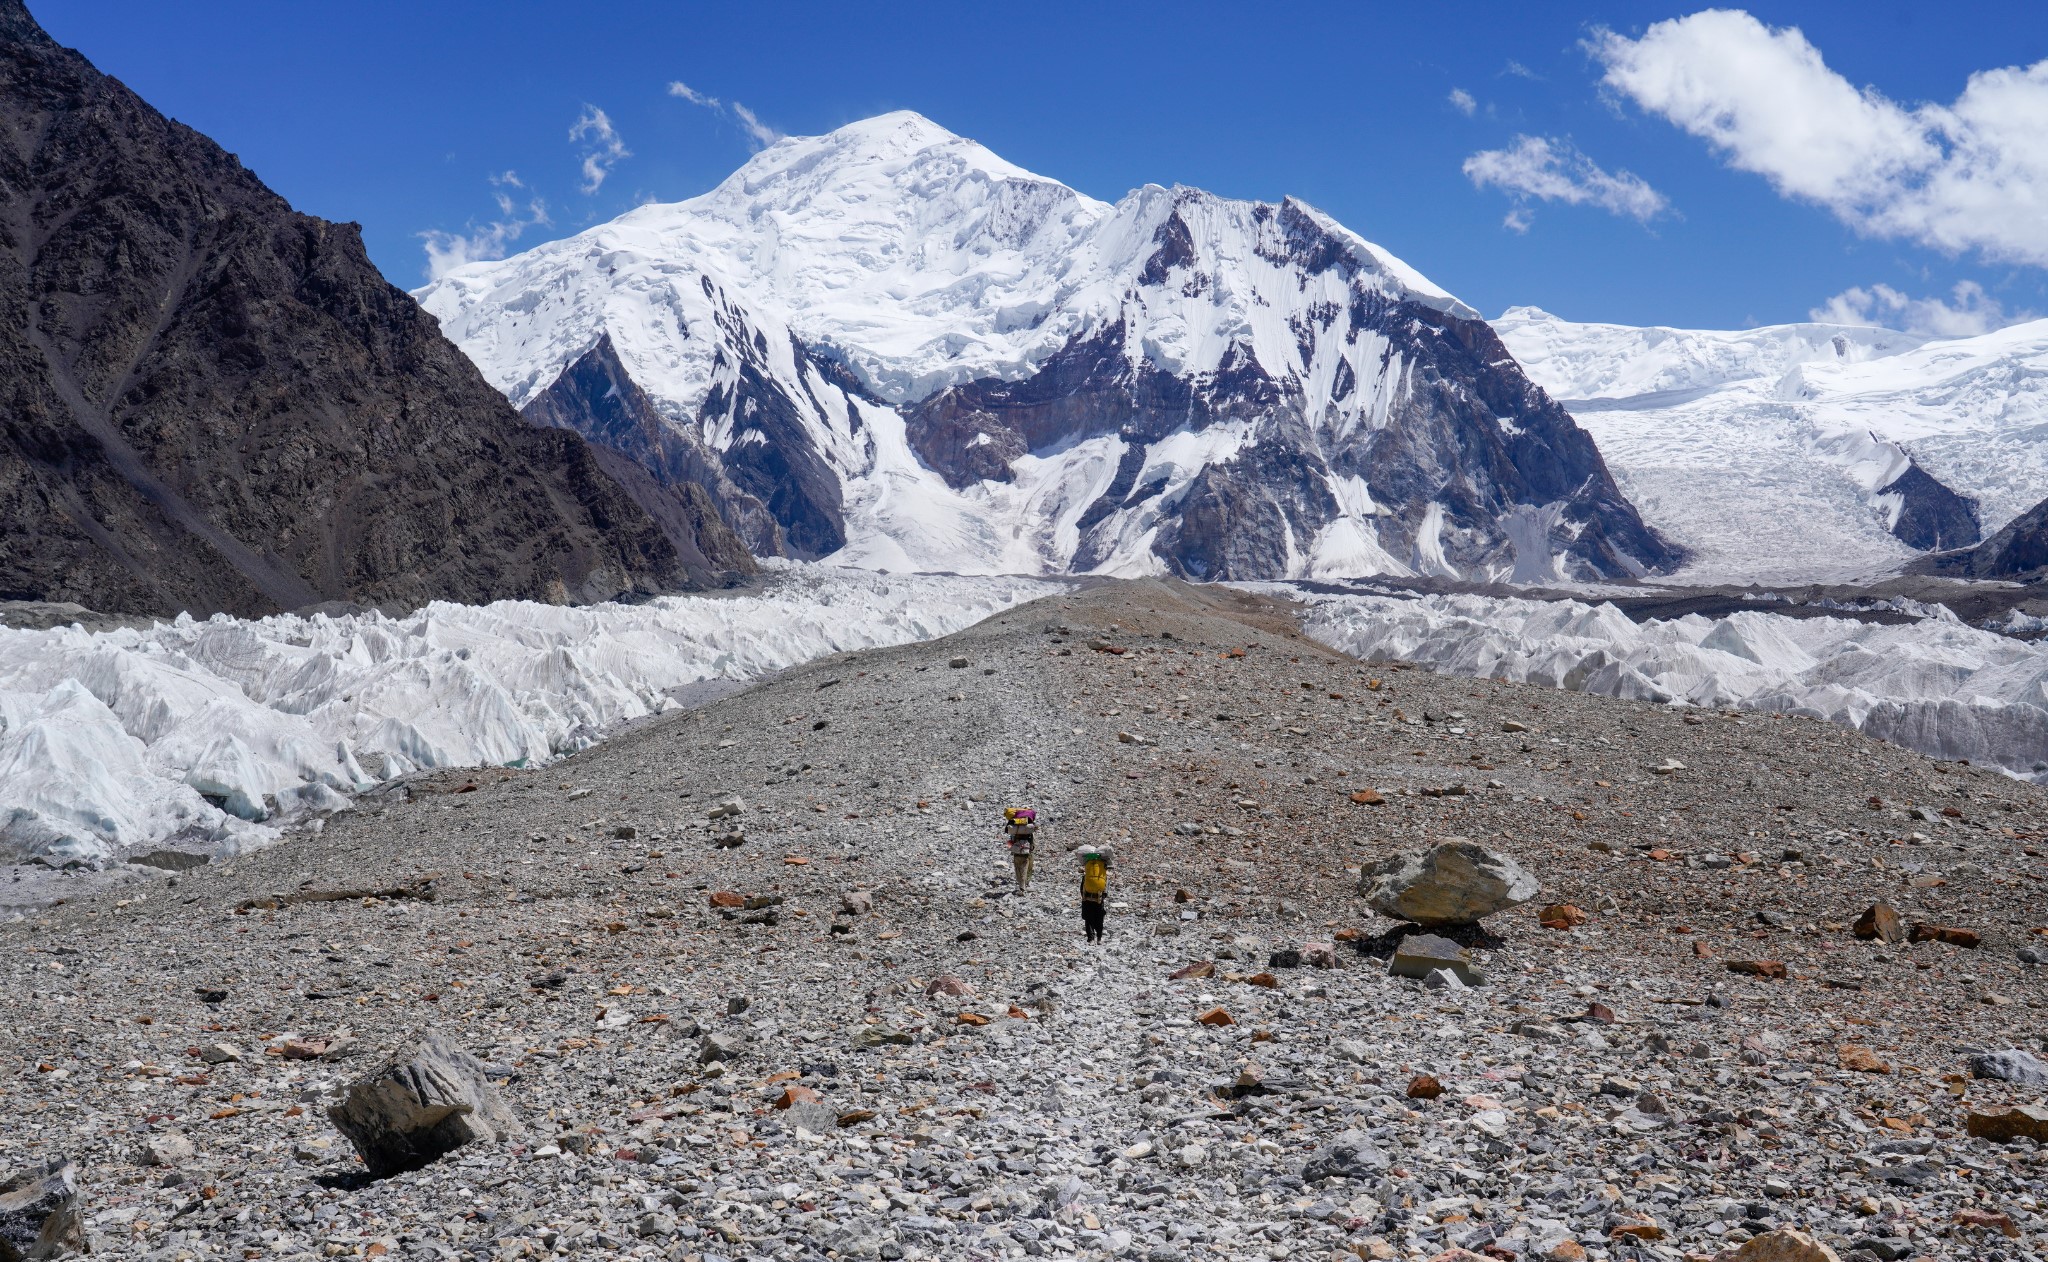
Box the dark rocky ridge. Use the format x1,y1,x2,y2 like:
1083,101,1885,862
521,334,766,577
1877,456,1980,553
0,0,692,617
1922,491,2048,582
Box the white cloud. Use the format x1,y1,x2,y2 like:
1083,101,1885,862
730,102,784,149
666,80,719,109
667,79,784,152
1448,88,1477,117
1503,207,1534,234
569,105,630,194
1504,60,1541,81
1591,10,2048,268
1810,280,2031,338
418,177,551,281
1462,134,1669,228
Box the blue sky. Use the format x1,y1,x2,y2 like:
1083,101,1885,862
40,1,2048,333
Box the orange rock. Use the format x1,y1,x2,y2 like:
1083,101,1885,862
1692,940,1713,958
955,1012,990,1026
1006,1005,1030,1020
1908,923,1981,949
1726,959,1787,979
1728,1229,1842,1261
1837,1044,1891,1073
1407,1073,1444,1100
1852,902,1905,943
1953,1208,2021,1238
1544,1243,1588,1262
1967,1104,2048,1143
1244,972,1279,989
1609,1221,1664,1240
708,890,744,908
773,1085,820,1109
1537,903,1587,930
1350,789,1386,805
1169,960,1215,980
1195,1007,1235,1027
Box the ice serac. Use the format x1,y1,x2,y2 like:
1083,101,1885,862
0,0,696,617
418,113,1678,583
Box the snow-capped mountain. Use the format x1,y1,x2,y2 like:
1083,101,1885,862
1496,308,2048,584
419,112,1680,583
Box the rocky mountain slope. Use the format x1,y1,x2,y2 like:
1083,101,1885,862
3,581,2043,1259
1497,308,2048,585
0,0,742,619
1927,490,2048,582
421,113,1680,585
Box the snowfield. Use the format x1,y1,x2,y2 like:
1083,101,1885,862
1291,588,2048,781
1496,307,2048,584
0,568,1066,868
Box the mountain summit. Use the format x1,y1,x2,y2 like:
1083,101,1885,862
422,112,1681,582
0,0,743,618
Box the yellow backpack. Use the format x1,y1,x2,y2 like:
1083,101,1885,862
1080,853,1108,896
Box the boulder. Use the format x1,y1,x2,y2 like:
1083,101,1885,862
326,1030,522,1177
1299,1129,1389,1182
1727,1229,1840,1261
136,1132,194,1167
1970,1049,2048,1086
1388,934,1484,986
0,1160,87,1261
1852,902,1905,944
1966,1104,2048,1144
1360,840,1538,926
699,1032,746,1064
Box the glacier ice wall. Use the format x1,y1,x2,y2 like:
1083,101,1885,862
1291,589,2048,780
0,567,1064,866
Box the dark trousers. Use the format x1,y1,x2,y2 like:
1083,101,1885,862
1081,897,1105,941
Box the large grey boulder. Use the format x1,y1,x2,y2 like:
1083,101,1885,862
1300,1130,1389,1182
326,1030,522,1177
1359,839,1539,927
0,1159,87,1260
1971,1049,2048,1087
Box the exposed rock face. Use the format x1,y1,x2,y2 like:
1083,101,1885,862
0,1,687,617
1876,457,1979,552
1360,839,1539,926
327,1029,522,1177
1928,491,2048,580
0,1158,86,1260
522,334,767,574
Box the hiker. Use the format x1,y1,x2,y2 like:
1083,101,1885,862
1077,843,1110,943
1003,806,1037,891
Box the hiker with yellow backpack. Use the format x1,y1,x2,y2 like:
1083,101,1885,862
1077,843,1111,943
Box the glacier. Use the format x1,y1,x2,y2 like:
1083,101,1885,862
8,566,2046,875
1497,307,2048,584
0,567,1065,869
1291,587,2048,781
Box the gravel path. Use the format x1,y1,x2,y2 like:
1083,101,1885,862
3,578,2045,1262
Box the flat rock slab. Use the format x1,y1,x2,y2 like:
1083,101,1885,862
1389,934,1484,986
1966,1104,2048,1144
327,1030,521,1177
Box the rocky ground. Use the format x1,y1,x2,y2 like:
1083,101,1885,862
3,578,2045,1262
